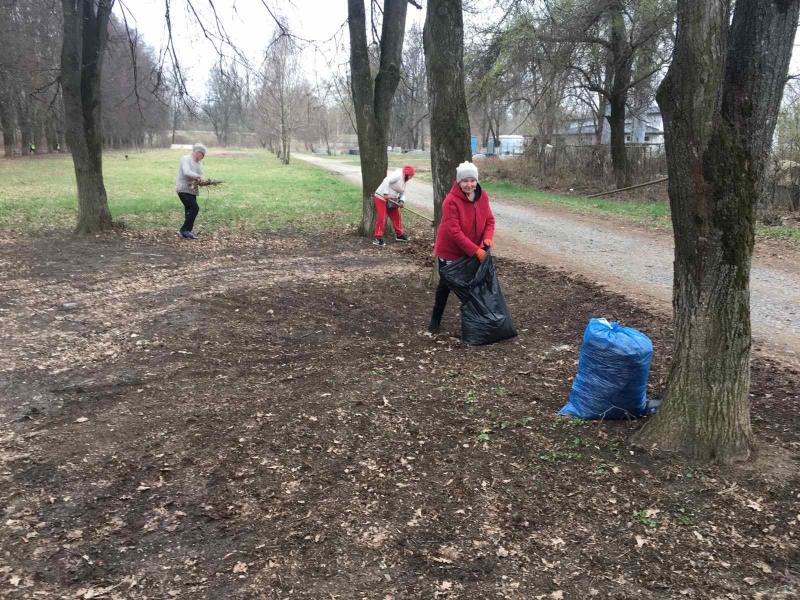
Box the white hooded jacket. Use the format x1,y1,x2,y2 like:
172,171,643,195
374,169,408,202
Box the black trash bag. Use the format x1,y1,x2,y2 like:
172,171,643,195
439,249,517,346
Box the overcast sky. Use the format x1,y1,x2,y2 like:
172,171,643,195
126,1,800,101
128,0,430,98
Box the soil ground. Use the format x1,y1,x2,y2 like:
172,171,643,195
295,154,800,368
1,227,799,599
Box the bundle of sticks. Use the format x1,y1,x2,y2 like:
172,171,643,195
197,179,225,187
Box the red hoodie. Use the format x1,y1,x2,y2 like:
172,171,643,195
433,181,496,261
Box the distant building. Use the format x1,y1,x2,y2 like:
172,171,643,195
555,106,664,146
487,134,525,155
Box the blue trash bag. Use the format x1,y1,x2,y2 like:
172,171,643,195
558,318,653,420
438,249,517,346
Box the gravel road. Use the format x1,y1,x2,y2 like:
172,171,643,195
297,154,800,364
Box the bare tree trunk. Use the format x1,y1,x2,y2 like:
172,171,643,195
61,0,114,235
45,115,58,152
633,0,799,463
348,0,410,237
0,96,15,157
424,0,471,285
608,6,633,189
608,92,629,188
171,102,179,145
34,111,48,154
16,95,32,153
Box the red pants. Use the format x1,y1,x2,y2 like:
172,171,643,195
374,196,403,238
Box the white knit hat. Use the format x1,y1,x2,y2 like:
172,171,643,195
193,143,208,155
456,161,479,183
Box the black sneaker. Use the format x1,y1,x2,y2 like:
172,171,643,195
181,231,198,239
373,237,386,247
395,233,410,242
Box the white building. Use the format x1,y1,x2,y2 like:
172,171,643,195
555,106,664,146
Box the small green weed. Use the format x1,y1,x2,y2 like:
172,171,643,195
539,450,582,462
635,510,658,529
595,462,616,476
676,507,692,526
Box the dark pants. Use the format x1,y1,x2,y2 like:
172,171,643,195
177,192,199,233
430,258,452,323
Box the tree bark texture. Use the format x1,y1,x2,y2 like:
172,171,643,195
424,0,471,284
0,96,15,157
16,96,33,152
348,0,409,237
607,6,633,189
61,0,114,234
633,0,799,462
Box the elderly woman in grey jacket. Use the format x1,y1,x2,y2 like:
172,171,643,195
175,143,209,239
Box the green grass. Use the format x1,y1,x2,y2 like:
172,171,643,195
482,180,673,227
0,149,362,232
756,225,800,239
482,180,799,241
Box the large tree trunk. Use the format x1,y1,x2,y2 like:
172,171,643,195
633,0,799,463
61,0,114,235
348,0,410,237
424,0,471,284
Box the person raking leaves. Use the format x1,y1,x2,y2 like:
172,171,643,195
427,161,496,335
372,164,415,246
175,143,209,239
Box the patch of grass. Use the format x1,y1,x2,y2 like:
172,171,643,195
483,180,672,227
484,179,800,241
463,389,478,403
298,152,355,163
0,149,362,233
757,225,800,240
539,449,582,462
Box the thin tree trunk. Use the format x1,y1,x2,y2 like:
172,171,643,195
61,0,114,235
424,0,471,285
16,96,32,154
0,97,14,157
45,115,58,152
348,0,410,237
633,0,799,463
34,113,48,154
171,103,179,144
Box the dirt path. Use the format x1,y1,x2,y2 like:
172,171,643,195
297,154,800,365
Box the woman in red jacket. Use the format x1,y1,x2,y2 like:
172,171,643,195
427,161,495,334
